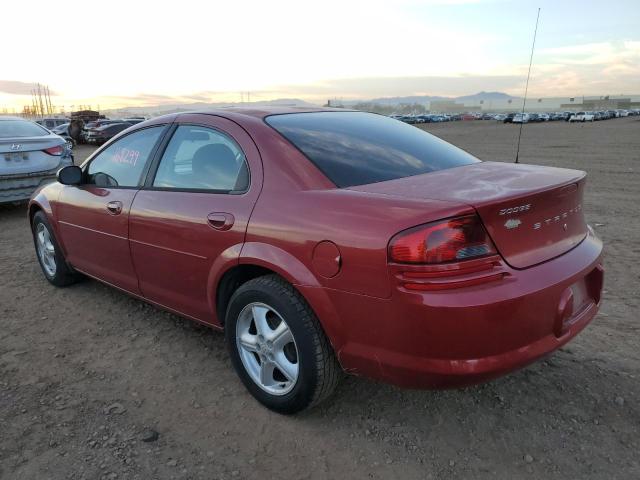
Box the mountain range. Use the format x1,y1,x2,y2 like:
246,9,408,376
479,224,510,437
104,92,519,116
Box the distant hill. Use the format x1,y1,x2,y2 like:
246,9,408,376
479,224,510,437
104,98,316,116
344,91,519,106
344,95,449,106
103,92,521,117
455,91,519,102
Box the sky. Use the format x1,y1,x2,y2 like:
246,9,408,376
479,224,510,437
1,0,639,111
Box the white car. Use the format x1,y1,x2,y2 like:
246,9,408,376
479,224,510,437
569,111,595,122
0,117,73,203
512,113,530,124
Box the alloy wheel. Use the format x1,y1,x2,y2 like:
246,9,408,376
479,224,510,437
235,302,299,395
36,223,57,277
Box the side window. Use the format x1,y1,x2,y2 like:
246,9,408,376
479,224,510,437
86,126,163,187
153,125,249,192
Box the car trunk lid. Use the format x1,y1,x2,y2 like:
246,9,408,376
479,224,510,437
349,161,588,269
0,137,62,175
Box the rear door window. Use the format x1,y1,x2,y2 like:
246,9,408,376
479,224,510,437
152,125,249,192
86,126,164,187
266,111,479,188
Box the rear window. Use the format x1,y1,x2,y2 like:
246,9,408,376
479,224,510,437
266,111,479,187
0,120,49,138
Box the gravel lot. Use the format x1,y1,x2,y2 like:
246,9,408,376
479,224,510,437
1,118,638,479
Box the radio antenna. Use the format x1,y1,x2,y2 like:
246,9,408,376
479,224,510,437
515,7,541,164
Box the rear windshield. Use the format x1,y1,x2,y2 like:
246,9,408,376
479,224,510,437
266,111,479,187
0,119,49,138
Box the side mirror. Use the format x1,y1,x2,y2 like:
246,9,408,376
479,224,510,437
57,165,83,185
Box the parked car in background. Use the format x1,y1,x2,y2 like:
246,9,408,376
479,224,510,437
29,108,604,413
79,119,125,144
51,123,69,135
569,112,595,123
1,117,72,203
537,113,550,122
512,113,530,123
122,118,146,125
84,119,126,130
503,113,516,123
50,123,76,150
36,118,69,130
494,114,507,121
85,122,132,145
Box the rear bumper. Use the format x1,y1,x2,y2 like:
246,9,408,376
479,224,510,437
0,161,70,204
302,231,604,389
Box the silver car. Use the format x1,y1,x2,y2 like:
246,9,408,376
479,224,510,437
0,116,73,204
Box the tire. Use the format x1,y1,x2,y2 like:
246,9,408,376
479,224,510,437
32,211,81,287
225,274,341,414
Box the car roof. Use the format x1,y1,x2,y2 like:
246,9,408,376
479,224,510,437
175,106,353,120
0,116,29,121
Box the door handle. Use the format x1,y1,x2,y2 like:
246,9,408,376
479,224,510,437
207,212,234,231
106,200,123,215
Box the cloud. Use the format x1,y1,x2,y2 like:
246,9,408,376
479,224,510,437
98,91,228,107
527,41,640,96
0,80,58,96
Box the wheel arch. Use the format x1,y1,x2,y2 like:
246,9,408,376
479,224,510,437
28,202,43,228
214,242,324,327
213,244,347,355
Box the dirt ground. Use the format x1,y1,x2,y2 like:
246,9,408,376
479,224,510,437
1,118,638,480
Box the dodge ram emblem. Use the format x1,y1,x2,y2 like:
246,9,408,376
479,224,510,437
504,218,522,230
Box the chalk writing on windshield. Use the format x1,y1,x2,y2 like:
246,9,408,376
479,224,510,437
112,148,140,167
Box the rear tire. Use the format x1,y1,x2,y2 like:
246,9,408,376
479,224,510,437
225,275,341,414
32,211,81,287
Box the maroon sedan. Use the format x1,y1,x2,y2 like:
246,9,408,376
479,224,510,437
29,108,603,413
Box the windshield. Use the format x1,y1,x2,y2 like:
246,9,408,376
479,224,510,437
0,119,49,138
266,111,479,188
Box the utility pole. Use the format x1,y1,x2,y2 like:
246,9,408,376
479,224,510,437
45,85,53,115
37,83,45,118
31,89,38,117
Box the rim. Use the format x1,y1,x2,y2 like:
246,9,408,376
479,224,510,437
235,302,299,395
36,223,56,277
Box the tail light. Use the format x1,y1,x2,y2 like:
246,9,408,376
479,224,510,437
389,214,496,264
43,145,64,156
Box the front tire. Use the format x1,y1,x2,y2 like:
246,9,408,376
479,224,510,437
32,211,81,287
225,275,341,414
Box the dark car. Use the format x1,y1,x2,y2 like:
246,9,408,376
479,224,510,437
503,113,516,123
85,123,132,145
29,108,604,413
